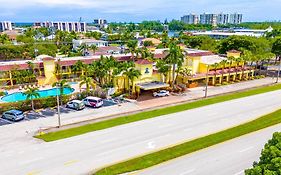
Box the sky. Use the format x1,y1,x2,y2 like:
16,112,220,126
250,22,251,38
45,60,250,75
0,0,280,22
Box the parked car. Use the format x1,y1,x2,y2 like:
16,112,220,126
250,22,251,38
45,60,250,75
153,90,170,97
83,96,103,108
66,100,85,110
2,110,25,121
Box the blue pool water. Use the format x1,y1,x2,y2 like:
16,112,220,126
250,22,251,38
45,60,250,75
1,88,75,103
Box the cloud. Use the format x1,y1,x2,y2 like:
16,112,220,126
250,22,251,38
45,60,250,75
0,0,280,22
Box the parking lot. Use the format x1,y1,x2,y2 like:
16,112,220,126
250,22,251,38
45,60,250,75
0,99,127,127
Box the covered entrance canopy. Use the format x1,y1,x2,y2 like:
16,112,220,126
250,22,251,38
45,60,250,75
136,81,169,90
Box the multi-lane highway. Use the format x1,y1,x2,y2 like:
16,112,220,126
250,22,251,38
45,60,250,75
1,90,281,175
137,124,281,175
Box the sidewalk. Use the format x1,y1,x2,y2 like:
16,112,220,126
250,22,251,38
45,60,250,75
0,78,277,150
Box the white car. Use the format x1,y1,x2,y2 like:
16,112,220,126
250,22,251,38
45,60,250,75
153,90,170,97
66,100,85,110
83,96,103,108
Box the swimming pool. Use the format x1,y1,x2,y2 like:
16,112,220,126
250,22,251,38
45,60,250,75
1,88,75,103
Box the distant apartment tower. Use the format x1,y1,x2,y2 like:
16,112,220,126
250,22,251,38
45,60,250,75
181,14,199,24
200,13,217,26
229,13,243,24
217,13,229,25
93,19,107,25
34,22,87,32
0,21,12,32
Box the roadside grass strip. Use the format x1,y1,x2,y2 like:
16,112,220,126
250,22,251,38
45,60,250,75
36,83,281,142
94,109,281,175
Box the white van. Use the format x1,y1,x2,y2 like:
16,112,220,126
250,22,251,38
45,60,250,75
83,96,103,108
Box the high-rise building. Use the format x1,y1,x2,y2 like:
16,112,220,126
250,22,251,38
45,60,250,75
200,13,217,26
181,14,199,24
93,19,107,25
33,22,87,32
0,21,12,32
229,13,243,24
217,13,229,25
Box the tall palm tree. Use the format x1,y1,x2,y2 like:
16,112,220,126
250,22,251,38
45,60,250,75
127,40,138,62
23,87,40,110
79,75,96,95
164,42,184,88
122,67,141,94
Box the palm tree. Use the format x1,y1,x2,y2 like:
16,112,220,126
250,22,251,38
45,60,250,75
164,42,184,88
127,40,138,62
72,60,85,77
156,59,170,83
122,67,141,95
23,87,40,110
227,56,235,82
220,60,228,83
90,45,98,54
52,79,71,95
79,75,96,95
79,43,89,56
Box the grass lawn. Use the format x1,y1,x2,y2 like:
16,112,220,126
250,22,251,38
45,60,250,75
94,109,281,175
36,83,281,142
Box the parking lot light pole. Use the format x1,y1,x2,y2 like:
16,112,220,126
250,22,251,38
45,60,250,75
56,83,61,128
204,65,210,98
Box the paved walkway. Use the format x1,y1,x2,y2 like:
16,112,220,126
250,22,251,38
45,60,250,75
0,78,277,150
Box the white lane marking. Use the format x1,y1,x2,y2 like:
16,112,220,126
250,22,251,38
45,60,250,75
179,169,195,175
146,141,156,149
234,170,244,175
239,146,254,153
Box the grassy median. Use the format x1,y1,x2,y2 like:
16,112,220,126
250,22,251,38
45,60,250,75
94,109,281,175
36,83,281,142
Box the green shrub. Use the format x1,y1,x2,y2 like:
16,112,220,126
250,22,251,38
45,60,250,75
215,83,222,86
0,91,5,96
222,82,229,85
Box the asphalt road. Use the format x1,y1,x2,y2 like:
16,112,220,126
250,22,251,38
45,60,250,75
1,90,281,175
137,124,281,175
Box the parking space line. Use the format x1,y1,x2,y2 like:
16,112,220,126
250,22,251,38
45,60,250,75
64,160,78,166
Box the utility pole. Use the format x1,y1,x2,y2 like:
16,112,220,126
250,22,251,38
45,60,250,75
56,83,61,127
204,65,209,98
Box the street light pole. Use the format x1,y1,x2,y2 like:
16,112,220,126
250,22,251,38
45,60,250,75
276,57,281,83
204,65,209,98
56,83,61,128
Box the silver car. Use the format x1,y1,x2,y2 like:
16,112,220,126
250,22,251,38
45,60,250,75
2,110,25,121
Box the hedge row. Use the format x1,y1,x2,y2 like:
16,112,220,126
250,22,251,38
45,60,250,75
0,94,76,114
